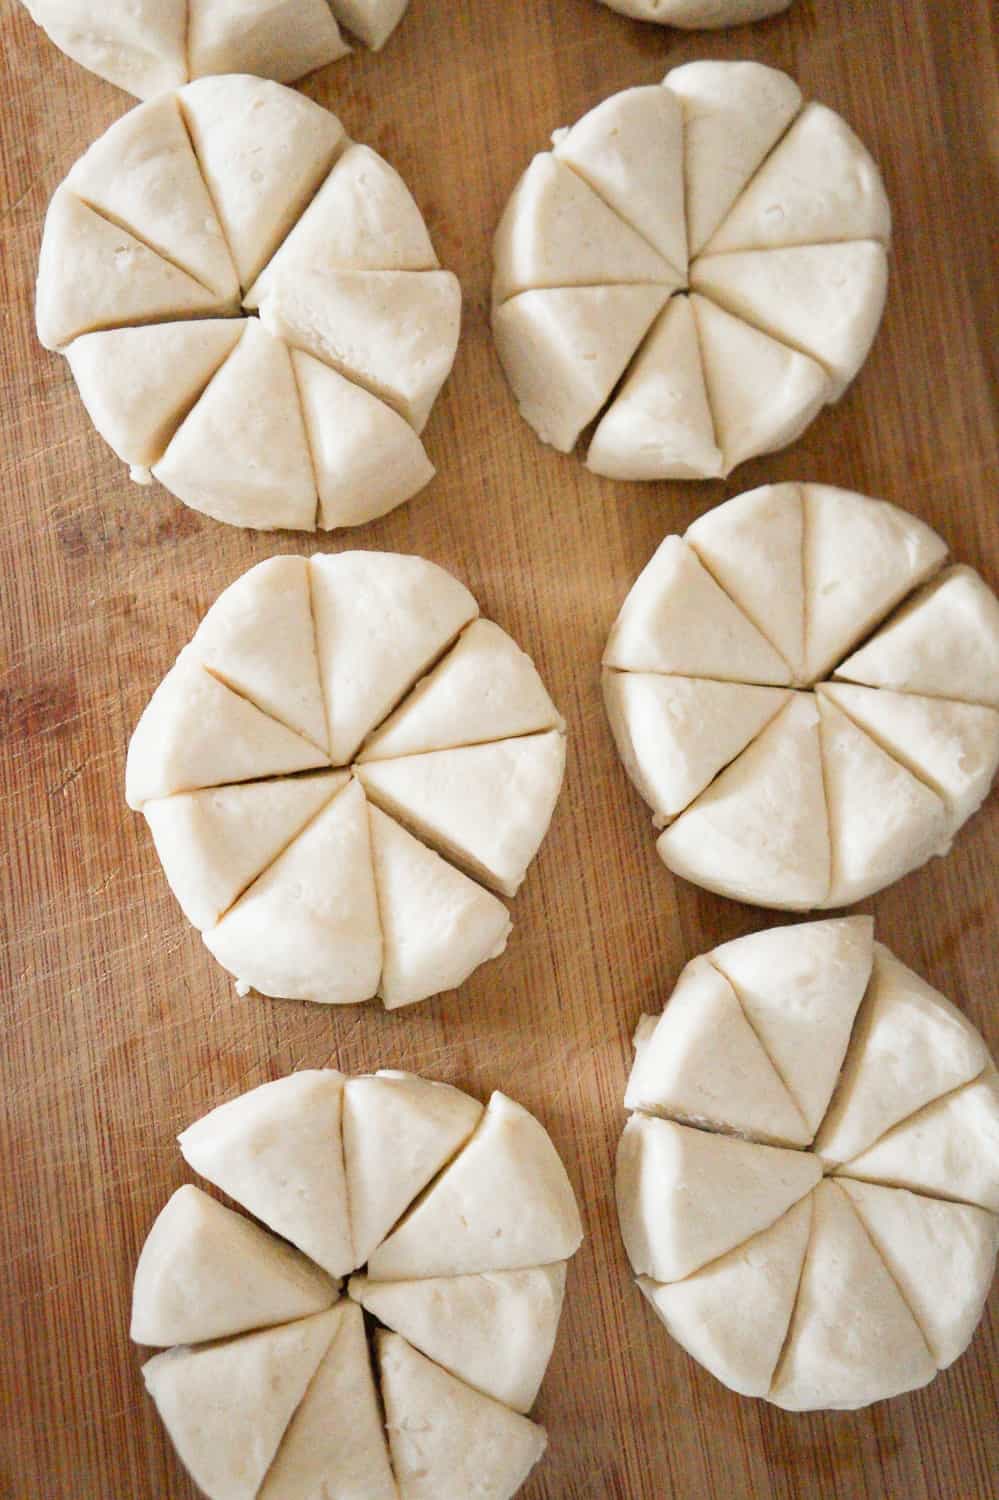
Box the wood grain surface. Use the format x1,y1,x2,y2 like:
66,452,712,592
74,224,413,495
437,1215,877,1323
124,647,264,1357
2,0,998,1495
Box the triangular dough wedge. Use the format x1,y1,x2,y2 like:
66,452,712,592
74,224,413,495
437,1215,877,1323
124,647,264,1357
357,732,566,898
309,551,478,765
143,771,348,931
343,1071,483,1266
187,0,349,87
552,85,687,277
179,75,344,289
836,565,999,710
691,294,829,474
818,682,999,833
183,556,327,750
815,943,989,1167
125,659,329,810
836,1067,999,1213
769,1181,935,1411
153,320,318,531
367,1092,583,1280
260,269,461,433
603,535,791,684
818,694,950,907
361,619,563,761
36,189,225,351
637,1196,812,1398
203,779,382,1007
602,671,790,824
691,242,889,399
705,102,891,254
710,916,873,1137
657,694,831,910
685,482,806,682
839,1180,999,1370
66,320,243,477
663,61,803,256
351,1264,566,1413
247,143,438,307
377,1332,547,1500
491,153,681,305
587,295,724,480
65,94,239,302
142,1309,340,1500
22,0,187,100
259,1302,398,1500
178,1071,354,1276
369,808,511,1010
329,0,408,51
624,957,811,1145
492,285,670,454
131,1185,337,1347
801,483,948,683
616,1114,820,1283
292,352,435,530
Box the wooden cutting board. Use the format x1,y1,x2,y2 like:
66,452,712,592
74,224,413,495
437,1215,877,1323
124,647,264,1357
2,0,997,1494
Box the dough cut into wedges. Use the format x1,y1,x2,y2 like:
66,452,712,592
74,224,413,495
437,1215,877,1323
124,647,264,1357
142,771,348,931
491,285,670,454
663,61,803,256
586,295,724,481
818,682,999,833
657,694,831,910
769,1181,935,1411
152,320,318,531
203,778,382,1007
142,1309,340,1500
36,189,225,352
259,268,461,432
258,1302,398,1500
602,535,792,684
552,85,687,277
815,943,989,1167
624,957,811,1145
377,1332,547,1500
22,0,187,100
308,551,478,766
704,102,891,254
292,351,435,530
367,1092,583,1280
839,1180,999,1370
801,483,948,683
125,659,328,811
360,619,563,761
691,294,829,475
836,1067,999,1213
369,808,511,1010
351,1265,566,1413
637,1196,812,1399
602,671,790,824
179,75,344,289
330,0,409,51
131,1185,337,1348
343,1071,484,1266
615,1114,820,1283
178,1071,354,1278
836,565,999,709
246,143,438,307
65,319,242,476
357,732,566,898
182,556,328,751
691,242,889,400
818,694,950,907
491,153,681,306
710,916,873,1137
65,94,239,303
187,0,349,87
